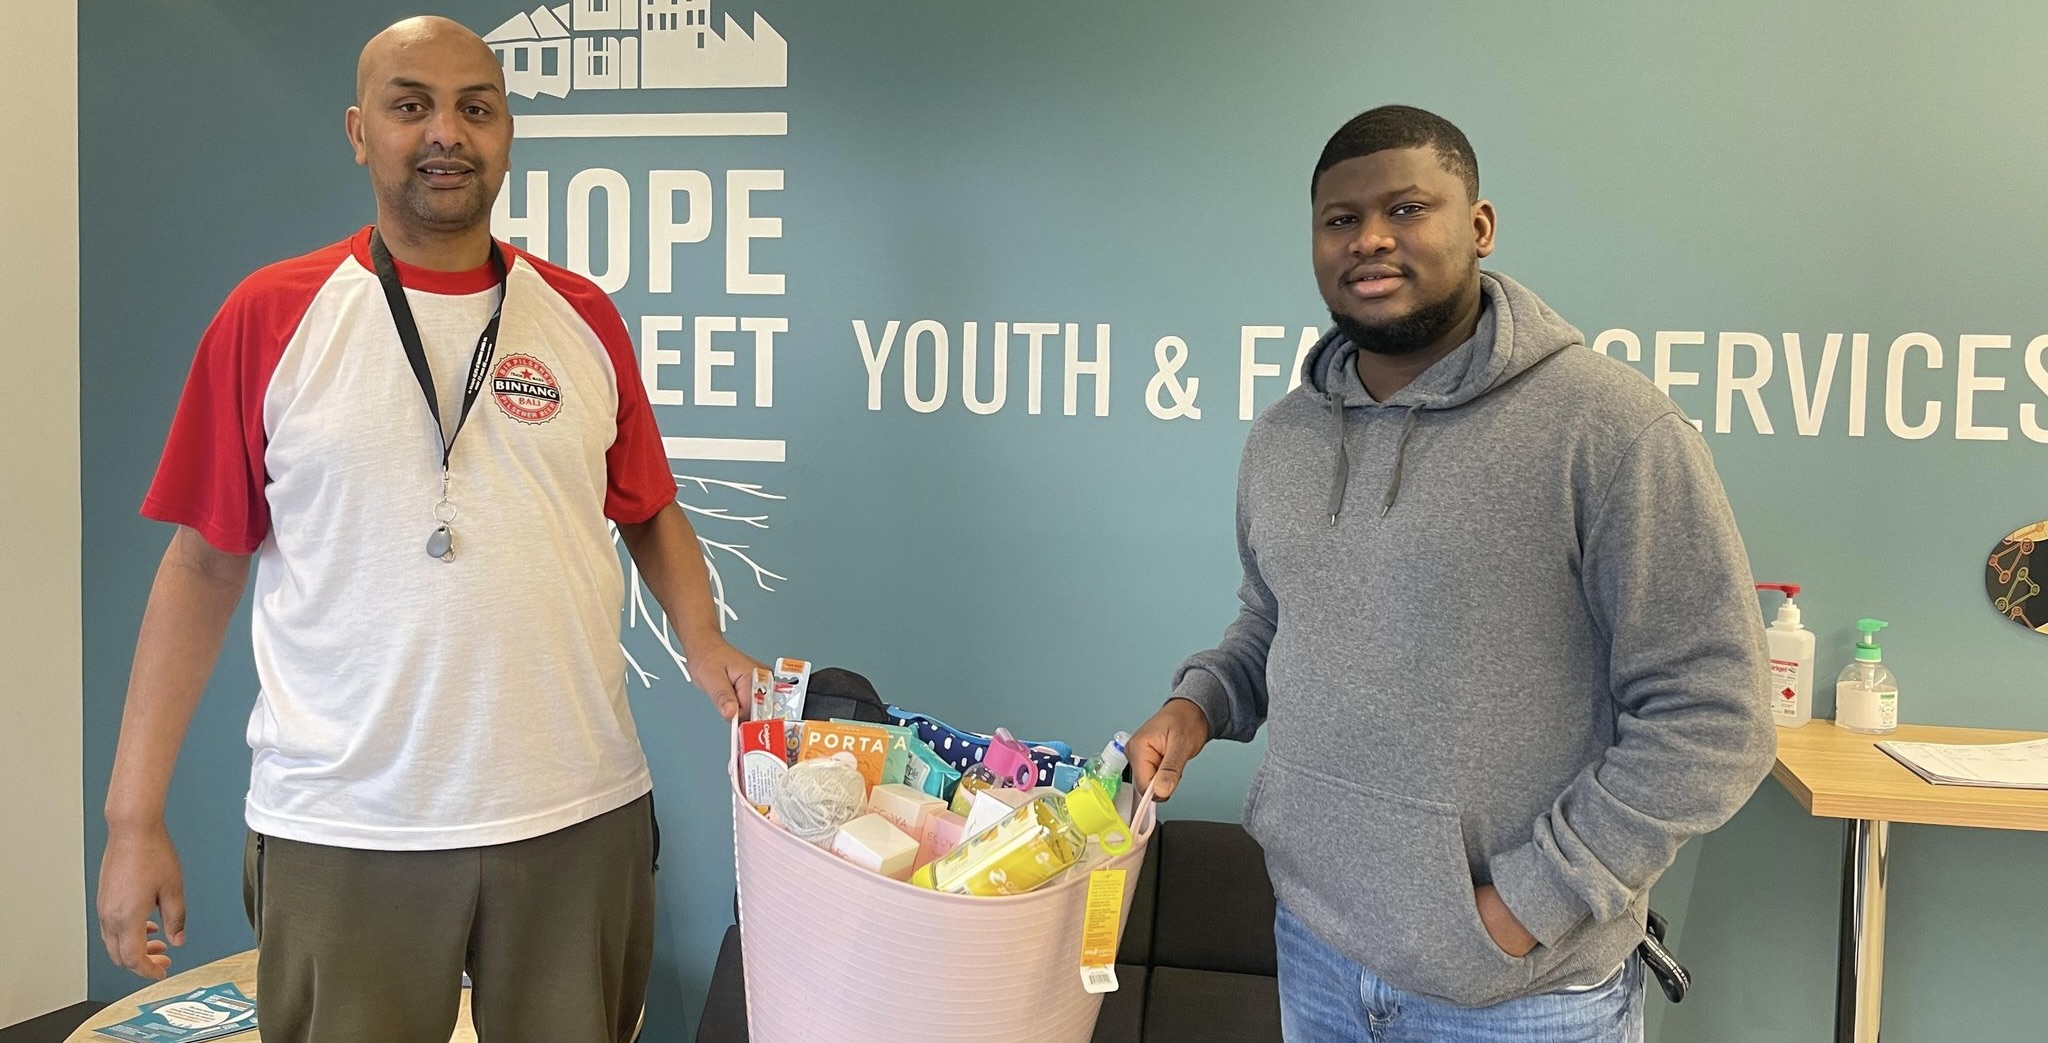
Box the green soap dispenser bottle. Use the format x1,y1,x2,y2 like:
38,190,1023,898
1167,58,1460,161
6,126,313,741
1834,619,1899,734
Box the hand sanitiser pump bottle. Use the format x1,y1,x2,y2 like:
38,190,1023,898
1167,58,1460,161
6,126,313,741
1834,619,1899,734
1083,731,1130,798
1757,584,1816,728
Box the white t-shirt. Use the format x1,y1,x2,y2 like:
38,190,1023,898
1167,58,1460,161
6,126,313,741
145,227,678,850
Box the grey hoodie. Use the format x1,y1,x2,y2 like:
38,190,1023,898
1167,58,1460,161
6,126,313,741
1172,271,1775,1007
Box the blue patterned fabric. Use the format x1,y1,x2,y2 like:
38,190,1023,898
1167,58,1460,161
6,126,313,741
886,707,1082,789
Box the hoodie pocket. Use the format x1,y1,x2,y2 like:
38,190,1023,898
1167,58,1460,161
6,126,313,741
1245,750,1533,1006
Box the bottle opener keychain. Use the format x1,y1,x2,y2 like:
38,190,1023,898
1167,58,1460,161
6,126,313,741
426,483,458,562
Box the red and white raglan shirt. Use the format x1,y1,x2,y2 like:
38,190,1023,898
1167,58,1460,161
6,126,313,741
144,226,678,850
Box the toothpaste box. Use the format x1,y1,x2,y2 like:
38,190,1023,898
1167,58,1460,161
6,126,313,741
739,719,789,811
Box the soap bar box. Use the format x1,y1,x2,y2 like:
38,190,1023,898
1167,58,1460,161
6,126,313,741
832,812,919,880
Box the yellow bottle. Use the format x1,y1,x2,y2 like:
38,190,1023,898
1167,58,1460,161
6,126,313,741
914,797,1084,896
949,765,1002,818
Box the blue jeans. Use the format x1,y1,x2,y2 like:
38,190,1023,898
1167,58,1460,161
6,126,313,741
1276,902,1645,1043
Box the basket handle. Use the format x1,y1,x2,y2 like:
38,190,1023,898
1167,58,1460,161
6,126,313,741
1131,782,1161,835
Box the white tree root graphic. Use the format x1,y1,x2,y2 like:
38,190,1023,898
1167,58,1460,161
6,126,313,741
616,473,786,687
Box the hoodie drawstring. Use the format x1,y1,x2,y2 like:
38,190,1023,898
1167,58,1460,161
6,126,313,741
1328,400,1422,525
1381,406,1421,517
1326,396,1349,526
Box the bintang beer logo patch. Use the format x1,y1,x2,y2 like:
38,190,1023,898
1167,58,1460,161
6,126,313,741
493,354,563,423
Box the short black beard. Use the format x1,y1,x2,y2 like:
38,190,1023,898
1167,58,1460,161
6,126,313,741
398,176,491,233
377,146,494,236
1330,286,1466,358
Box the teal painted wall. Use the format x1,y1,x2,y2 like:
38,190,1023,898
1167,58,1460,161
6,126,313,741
80,2,2047,1039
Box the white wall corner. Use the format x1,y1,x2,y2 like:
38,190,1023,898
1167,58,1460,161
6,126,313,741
0,0,87,1024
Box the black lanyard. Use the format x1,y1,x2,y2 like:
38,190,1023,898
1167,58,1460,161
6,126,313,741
368,228,508,471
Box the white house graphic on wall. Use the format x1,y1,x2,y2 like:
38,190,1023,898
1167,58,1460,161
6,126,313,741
484,0,786,97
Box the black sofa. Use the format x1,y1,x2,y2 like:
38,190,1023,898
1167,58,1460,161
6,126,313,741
695,819,1283,1042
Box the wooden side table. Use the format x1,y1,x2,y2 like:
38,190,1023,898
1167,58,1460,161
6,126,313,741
1771,720,2048,1043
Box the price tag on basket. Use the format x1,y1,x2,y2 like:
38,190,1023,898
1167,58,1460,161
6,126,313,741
1079,868,1126,994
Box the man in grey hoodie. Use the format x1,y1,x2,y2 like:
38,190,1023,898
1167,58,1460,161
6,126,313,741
1127,105,1776,1042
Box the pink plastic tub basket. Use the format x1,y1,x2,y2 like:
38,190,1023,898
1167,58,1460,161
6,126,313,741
729,725,1158,1042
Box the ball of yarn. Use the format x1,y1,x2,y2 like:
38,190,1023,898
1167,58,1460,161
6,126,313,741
774,753,866,845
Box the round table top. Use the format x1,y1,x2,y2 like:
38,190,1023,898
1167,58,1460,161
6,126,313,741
66,949,479,1043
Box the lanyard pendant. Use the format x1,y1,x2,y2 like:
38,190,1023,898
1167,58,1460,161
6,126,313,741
426,525,454,562
428,480,458,562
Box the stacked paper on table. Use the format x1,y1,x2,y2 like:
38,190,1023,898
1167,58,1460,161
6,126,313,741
1877,737,2048,790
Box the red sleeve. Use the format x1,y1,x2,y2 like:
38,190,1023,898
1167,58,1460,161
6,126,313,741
142,244,344,553
521,250,679,524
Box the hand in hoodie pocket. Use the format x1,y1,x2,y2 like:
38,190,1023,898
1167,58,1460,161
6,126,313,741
1475,883,1539,957
1245,749,1537,1006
